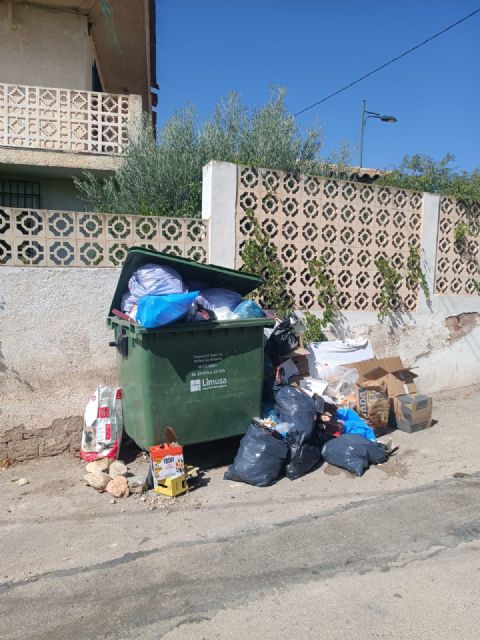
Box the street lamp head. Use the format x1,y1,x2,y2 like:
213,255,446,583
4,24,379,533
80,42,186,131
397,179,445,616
380,115,397,123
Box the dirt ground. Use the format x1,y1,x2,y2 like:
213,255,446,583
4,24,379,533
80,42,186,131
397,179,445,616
0,384,479,639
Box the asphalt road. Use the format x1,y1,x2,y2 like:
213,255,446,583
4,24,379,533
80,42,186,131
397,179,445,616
1,472,479,640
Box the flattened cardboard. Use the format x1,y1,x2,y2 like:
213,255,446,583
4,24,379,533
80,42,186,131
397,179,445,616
393,394,433,433
349,357,417,398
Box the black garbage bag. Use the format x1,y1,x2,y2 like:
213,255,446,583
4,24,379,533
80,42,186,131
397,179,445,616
321,434,389,477
224,422,288,487
275,385,321,480
275,385,317,429
286,431,322,480
262,352,276,404
265,317,299,361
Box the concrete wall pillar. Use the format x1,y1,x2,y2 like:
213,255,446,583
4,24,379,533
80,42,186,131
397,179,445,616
127,94,143,144
202,161,237,268
418,193,440,313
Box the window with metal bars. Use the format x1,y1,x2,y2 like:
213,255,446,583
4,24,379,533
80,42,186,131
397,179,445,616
0,180,41,208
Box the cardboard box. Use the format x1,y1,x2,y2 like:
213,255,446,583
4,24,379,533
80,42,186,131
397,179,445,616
356,381,389,435
349,357,418,398
280,346,310,379
393,394,433,433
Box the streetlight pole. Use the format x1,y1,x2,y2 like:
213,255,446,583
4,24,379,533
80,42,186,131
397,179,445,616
359,98,367,169
358,99,397,168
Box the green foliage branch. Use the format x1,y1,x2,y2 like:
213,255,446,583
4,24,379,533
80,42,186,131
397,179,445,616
74,88,355,218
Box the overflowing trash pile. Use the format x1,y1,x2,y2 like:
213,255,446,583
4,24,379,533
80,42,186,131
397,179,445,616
80,249,434,499
224,313,433,487
116,262,267,328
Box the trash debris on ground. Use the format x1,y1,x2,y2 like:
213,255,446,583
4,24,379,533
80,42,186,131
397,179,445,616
225,317,434,485
393,394,433,432
127,476,149,494
17,477,29,486
224,420,289,487
274,384,322,480
349,356,419,435
71,247,438,500
321,434,390,477
335,407,376,442
80,386,123,462
355,381,390,435
150,443,185,485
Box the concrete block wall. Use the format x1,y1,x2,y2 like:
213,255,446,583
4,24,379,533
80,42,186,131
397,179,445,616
202,161,480,396
1,162,480,463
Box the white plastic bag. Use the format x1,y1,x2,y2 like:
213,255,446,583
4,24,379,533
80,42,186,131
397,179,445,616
128,263,185,298
307,338,374,378
80,387,123,462
325,366,359,402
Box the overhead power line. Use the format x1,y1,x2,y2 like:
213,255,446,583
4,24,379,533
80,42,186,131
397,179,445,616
294,7,480,117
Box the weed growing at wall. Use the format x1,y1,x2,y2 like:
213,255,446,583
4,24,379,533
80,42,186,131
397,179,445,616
376,246,431,319
240,212,340,334
375,257,403,319
406,245,430,302
300,259,340,342
240,210,295,317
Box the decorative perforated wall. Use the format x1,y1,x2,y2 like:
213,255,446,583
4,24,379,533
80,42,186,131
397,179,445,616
435,198,480,295
0,83,136,154
0,208,208,267
235,166,423,311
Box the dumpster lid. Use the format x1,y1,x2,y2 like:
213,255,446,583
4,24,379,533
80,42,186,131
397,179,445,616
109,247,264,316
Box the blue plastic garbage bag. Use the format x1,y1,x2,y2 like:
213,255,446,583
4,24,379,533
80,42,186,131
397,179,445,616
198,288,242,311
128,263,184,298
321,434,388,477
234,300,265,318
336,407,376,442
224,422,288,487
136,291,199,329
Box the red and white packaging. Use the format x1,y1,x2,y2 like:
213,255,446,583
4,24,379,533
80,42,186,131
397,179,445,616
80,387,123,462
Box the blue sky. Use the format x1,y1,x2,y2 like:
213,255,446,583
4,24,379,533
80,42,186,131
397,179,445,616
155,1,480,171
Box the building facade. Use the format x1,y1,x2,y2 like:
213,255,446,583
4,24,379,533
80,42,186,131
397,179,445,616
0,0,156,211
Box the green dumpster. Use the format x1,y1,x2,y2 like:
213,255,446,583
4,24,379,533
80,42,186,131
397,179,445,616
108,248,274,449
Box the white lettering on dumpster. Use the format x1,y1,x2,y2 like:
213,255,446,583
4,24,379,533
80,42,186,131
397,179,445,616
190,353,228,391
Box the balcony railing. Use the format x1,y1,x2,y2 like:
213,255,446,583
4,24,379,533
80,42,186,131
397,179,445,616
0,83,142,155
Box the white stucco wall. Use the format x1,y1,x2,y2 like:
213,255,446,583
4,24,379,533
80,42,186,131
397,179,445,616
0,4,97,90
0,268,119,460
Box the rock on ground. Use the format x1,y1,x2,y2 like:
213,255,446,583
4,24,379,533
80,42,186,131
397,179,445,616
84,472,111,492
109,460,128,478
106,476,130,498
85,459,111,474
